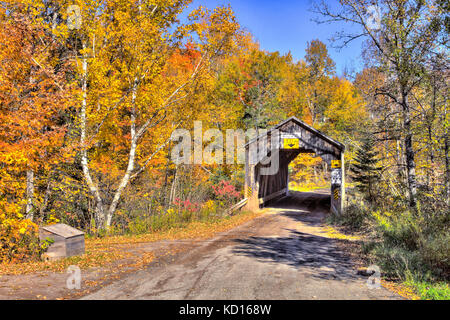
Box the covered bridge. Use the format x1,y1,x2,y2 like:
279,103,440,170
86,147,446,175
244,117,346,214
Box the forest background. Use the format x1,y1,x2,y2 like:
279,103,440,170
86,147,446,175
0,0,448,299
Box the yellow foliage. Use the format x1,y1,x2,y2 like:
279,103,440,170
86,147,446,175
0,204,39,263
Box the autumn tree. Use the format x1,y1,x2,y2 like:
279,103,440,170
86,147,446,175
65,2,242,230
0,6,71,260
314,0,448,209
212,42,313,132
304,39,336,125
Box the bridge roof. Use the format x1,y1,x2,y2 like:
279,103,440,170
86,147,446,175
244,117,345,151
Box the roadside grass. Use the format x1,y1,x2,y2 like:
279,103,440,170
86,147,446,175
0,210,261,276
325,203,450,300
404,279,449,300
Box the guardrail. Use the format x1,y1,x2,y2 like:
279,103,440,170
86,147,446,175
226,198,248,215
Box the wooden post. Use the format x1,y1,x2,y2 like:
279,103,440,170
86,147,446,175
26,170,34,220
245,163,259,212
286,163,290,197
330,156,343,215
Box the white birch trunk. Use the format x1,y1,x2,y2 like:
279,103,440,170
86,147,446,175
169,165,179,204
106,78,139,227
79,43,106,229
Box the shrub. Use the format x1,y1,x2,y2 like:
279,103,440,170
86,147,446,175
128,215,151,235
327,201,370,230
329,192,449,299
124,199,224,235
369,243,426,280
419,232,450,278
199,200,218,220
212,180,240,207
372,210,422,250
174,198,200,214
0,202,45,263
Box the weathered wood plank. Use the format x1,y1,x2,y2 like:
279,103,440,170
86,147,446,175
39,224,85,260
259,188,288,205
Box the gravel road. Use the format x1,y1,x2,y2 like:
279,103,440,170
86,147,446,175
82,191,400,300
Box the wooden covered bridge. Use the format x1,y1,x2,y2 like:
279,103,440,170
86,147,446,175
243,117,346,215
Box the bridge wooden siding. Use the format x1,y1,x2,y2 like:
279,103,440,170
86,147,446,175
244,117,346,215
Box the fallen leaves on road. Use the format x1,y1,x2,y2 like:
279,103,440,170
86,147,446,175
381,280,420,300
0,211,261,276
0,243,131,275
321,226,362,241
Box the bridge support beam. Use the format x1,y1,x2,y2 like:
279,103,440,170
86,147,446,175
330,152,345,215
245,163,260,212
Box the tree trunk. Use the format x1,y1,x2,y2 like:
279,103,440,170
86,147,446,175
106,137,137,227
444,100,449,205
427,83,437,185
402,94,418,210
162,145,171,204
39,178,52,216
169,165,179,204
25,170,34,220
445,133,449,206
426,124,435,185
396,139,402,177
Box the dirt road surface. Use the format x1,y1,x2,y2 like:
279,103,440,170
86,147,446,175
83,191,400,300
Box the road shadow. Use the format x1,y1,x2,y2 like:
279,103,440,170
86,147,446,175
267,190,331,213
265,190,331,228
232,230,356,281
233,190,358,281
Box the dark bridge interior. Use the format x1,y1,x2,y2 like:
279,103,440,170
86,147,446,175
245,117,345,214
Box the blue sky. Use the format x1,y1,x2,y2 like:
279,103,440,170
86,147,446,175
186,0,366,76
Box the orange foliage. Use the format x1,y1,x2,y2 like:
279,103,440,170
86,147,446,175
0,11,70,262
